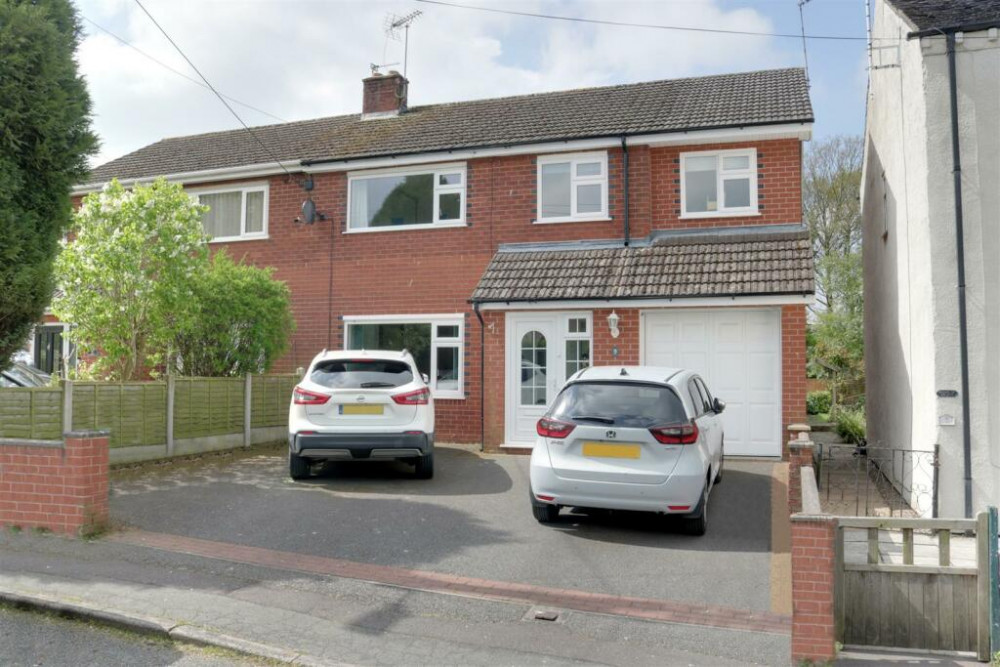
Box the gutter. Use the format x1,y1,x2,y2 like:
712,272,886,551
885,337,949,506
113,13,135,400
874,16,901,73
906,27,975,517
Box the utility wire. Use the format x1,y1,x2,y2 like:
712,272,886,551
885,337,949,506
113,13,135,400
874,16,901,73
132,0,294,177
415,0,884,41
82,16,287,123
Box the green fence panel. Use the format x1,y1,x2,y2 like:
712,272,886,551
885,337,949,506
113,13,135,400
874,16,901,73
251,374,297,428
0,387,62,440
173,377,245,440
71,382,167,448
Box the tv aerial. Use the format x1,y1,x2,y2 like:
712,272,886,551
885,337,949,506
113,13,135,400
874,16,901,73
383,10,422,77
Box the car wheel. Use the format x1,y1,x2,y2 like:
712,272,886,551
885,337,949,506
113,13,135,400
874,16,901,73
289,451,310,480
413,452,434,479
529,489,560,523
682,480,709,536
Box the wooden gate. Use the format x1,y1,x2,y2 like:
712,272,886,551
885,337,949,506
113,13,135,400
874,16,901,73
835,515,988,658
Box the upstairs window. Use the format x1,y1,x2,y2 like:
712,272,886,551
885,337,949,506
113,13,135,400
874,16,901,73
536,152,608,223
194,184,268,241
348,164,466,231
681,149,757,217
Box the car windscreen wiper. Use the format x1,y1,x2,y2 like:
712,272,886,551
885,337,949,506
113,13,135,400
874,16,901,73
360,382,396,388
570,415,615,424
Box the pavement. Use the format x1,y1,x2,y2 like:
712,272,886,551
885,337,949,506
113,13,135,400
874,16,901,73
0,444,794,666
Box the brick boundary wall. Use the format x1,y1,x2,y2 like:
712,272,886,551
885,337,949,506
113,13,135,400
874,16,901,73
786,427,838,663
0,430,109,536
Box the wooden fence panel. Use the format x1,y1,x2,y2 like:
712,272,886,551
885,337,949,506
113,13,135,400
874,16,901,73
250,374,296,428
173,377,245,440
0,388,62,440
72,382,167,448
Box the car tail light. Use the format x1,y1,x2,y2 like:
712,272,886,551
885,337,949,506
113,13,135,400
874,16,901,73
292,386,330,405
392,387,430,405
649,421,699,444
536,494,555,502
536,417,575,439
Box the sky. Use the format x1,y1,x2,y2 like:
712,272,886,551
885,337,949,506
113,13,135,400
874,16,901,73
74,0,872,167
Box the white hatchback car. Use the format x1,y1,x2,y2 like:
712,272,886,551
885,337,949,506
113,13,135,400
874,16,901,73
529,366,725,535
288,349,435,480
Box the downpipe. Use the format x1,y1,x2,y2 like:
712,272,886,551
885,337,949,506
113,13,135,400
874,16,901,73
474,302,486,453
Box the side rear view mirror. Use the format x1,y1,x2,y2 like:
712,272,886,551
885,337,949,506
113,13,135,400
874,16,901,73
421,373,430,384
713,398,726,414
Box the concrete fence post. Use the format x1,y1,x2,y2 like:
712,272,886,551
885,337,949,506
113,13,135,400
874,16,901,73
166,375,175,456
62,379,74,435
243,374,252,448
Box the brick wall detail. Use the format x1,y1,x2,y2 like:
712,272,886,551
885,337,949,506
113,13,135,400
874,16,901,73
0,431,109,535
790,516,838,663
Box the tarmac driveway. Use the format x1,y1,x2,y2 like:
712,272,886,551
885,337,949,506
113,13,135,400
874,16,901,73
110,444,781,613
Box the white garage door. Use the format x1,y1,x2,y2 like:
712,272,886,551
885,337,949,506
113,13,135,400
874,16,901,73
642,309,781,457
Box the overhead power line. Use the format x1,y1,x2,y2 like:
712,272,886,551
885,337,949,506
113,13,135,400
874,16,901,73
82,16,286,123
132,0,294,177
415,0,884,41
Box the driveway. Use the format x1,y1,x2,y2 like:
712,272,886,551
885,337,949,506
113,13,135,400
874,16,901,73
110,444,783,613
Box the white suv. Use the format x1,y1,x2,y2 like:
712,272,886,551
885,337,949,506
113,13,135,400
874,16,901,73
288,349,435,480
529,366,724,535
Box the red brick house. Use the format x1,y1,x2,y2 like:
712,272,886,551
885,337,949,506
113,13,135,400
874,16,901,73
72,68,814,456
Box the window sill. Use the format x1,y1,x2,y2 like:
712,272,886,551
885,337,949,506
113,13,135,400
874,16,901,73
433,393,465,401
344,222,467,234
533,216,613,225
208,235,269,244
679,211,761,220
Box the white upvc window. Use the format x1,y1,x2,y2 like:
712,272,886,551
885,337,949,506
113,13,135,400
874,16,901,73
346,163,467,232
564,315,592,380
191,183,269,242
536,151,609,223
680,148,758,218
343,314,464,399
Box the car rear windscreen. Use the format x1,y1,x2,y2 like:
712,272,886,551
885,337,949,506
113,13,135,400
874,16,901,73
310,359,414,389
549,382,687,428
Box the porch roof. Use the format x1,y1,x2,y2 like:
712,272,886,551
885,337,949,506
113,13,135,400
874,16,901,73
470,225,814,304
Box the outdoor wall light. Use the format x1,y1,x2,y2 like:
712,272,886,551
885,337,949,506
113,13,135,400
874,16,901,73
607,310,620,339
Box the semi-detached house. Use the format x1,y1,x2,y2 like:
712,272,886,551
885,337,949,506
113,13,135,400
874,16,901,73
72,67,815,456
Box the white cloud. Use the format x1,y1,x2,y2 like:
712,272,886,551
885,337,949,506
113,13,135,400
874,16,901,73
75,0,792,166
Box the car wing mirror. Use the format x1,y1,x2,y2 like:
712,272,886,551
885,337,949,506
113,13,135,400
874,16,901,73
713,398,726,414
421,373,430,384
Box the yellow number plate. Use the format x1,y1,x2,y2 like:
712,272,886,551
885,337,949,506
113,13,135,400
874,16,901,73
581,442,641,459
339,404,384,415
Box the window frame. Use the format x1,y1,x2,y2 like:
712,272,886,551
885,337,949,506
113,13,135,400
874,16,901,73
563,314,592,380
679,148,758,219
190,182,269,243
341,314,465,399
345,163,468,233
535,151,610,224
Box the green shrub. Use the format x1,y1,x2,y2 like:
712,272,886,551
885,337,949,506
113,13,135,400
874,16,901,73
833,406,866,445
807,390,832,415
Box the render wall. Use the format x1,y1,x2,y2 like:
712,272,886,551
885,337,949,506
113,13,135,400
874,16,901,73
864,0,1000,516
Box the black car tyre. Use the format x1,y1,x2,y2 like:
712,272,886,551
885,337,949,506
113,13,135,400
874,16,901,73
682,480,709,536
289,451,310,480
529,488,560,523
413,451,434,479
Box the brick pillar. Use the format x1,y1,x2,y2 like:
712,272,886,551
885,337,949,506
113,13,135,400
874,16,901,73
787,424,813,514
63,430,110,535
790,515,838,663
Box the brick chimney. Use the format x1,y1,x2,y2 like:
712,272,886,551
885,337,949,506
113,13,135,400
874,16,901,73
362,70,407,118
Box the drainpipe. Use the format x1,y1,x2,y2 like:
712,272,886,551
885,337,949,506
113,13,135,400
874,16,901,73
942,31,973,518
473,302,486,452
621,136,630,247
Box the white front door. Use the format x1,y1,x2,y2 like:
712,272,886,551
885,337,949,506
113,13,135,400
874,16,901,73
642,308,781,457
505,312,592,446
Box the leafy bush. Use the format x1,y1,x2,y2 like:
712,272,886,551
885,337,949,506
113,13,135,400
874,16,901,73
833,406,866,446
172,251,295,376
807,390,832,415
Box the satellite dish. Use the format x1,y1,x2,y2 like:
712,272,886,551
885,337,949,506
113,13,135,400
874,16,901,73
301,198,317,224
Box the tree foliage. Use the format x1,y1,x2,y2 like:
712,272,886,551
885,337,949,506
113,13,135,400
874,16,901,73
52,179,209,380
172,251,295,377
0,0,98,366
804,136,865,403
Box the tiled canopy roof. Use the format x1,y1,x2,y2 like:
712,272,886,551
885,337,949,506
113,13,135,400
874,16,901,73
888,0,1000,31
85,68,812,185
470,227,814,303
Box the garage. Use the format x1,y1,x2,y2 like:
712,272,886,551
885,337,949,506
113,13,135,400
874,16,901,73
642,308,782,457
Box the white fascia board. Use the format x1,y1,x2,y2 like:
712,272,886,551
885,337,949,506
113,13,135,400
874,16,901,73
71,160,302,195
71,122,813,193
476,294,814,311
